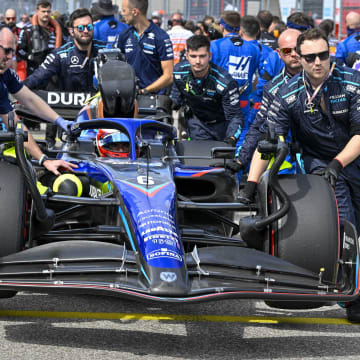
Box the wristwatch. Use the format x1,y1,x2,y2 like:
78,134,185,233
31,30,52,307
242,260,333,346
39,154,49,166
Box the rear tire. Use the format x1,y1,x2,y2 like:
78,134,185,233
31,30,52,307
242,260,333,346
265,174,339,310
0,161,27,298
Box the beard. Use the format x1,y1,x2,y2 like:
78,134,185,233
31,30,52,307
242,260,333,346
6,22,16,29
73,33,92,46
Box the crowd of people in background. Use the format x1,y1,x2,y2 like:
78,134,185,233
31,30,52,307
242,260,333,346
1,2,358,83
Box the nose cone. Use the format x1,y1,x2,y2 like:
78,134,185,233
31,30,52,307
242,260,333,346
147,266,189,296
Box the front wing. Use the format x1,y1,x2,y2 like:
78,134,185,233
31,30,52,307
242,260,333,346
0,221,357,303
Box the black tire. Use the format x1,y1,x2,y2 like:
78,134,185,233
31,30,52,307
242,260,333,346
266,174,339,310
0,161,27,298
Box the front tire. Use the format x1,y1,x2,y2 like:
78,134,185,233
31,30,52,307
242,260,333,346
266,174,339,309
0,161,27,298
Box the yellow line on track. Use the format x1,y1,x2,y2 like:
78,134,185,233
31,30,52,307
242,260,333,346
0,310,356,325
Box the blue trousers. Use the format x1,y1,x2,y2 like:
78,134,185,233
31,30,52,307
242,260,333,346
187,117,226,141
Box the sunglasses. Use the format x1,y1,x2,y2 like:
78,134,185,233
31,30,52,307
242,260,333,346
0,46,14,55
74,24,94,32
6,17,16,21
279,47,297,55
300,50,330,63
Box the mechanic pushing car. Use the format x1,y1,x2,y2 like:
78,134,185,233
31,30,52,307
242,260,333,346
246,28,360,322
228,29,302,197
170,35,243,143
24,8,107,148
0,28,76,175
115,0,173,95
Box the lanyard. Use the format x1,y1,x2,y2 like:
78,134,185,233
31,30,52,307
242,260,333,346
282,68,288,84
303,63,335,114
185,72,210,96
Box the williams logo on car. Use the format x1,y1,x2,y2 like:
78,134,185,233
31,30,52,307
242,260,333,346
160,272,177,283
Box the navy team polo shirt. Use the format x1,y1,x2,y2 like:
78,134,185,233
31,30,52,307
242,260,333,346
0,68,23,113
115,21,174,92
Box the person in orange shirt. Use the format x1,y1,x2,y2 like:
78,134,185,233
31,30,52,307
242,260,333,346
167,13,193,65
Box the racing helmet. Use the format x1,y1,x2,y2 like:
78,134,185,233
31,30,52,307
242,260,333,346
96,129,131,158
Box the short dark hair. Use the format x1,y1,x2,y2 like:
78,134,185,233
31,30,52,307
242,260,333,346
69,8,92,27
128,0,148,16
36,0,51,9
296,28,329,55
221,11,240,28
319,19,334,37
203,15,215,24
184,20,196,32
287,12,312,30
240,16,260,38
186,35,210,52
257,10,273,30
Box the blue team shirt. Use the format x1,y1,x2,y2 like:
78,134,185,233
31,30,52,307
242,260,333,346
93,16,128,47
0,68,23,114
248,39,273,77
210,35,261,101
115,21,174,92
210,34,261,143
335,31,360,65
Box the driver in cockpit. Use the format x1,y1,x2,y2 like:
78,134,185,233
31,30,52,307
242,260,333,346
96,129,132,158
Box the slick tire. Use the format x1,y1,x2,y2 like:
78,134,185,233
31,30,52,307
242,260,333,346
265,174,339,310
0,161,27,298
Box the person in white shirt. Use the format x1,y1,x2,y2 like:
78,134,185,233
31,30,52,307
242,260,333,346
167,13,193,65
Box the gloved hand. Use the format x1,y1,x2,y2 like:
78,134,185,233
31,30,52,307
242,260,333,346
237,181,257,204
346,52,360,68
225,136,237,147
323,158,343,187
55,116,74,132
225,159,244,173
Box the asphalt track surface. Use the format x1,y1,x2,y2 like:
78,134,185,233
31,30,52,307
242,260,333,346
0,292,360,360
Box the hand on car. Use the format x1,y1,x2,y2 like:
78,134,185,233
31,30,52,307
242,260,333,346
55,116,74,132
313,159,343,188
43,159,78,176
224,136,237,147
323,159,343,187
225,159,244,173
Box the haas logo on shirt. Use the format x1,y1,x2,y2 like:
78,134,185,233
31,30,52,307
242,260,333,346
228,56,251,80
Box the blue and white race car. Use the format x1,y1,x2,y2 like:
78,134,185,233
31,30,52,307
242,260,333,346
0,50,358,310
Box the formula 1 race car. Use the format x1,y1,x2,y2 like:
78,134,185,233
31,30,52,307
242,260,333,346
0,114,358,308
0,49,358,308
